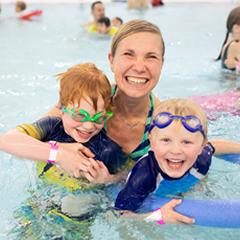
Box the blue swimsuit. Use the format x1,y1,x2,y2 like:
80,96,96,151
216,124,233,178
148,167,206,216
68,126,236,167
115,143,215,211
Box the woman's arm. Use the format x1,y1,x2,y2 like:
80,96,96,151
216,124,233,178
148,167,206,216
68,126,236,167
210,139,240,155
0,129,94,178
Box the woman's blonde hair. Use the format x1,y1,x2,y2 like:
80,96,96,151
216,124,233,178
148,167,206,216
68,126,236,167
111,19,165,58
57,63,112,111
154,98,208,140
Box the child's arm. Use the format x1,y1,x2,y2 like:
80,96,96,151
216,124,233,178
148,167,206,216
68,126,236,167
114,157,195,224
210,139,240,155
81,158,128,184
0,129,94,178
119,199,195,225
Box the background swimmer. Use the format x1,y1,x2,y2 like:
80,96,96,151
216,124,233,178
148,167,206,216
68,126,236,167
111,17,123,28
97,16,118,36
85,1,105,32
128,0,149,9
216,6,240,71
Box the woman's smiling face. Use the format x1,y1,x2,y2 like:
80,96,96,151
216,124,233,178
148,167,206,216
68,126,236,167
108,32,164,98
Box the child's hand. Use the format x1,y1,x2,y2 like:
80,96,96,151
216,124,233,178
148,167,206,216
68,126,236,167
82,158,114,184
160,199,195,224
56,143,94,178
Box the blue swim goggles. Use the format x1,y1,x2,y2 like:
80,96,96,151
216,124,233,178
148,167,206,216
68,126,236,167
149,112,205,137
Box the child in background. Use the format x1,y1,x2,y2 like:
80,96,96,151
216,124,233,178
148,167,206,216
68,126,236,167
216,6,240,71
111,17,123,28
15,0,42,21
15,1,27,14
0,63,127,191
115,98,215,224
97,16,118,36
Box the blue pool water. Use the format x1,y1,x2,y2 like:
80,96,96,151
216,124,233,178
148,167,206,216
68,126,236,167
0,2,240,239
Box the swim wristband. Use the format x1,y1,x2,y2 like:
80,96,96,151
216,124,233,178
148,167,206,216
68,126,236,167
48,141,59,164
144,208,165,225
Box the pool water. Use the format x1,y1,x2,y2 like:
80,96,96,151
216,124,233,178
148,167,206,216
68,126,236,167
0,2,240,239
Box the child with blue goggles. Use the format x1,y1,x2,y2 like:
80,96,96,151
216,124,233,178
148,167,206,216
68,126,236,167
115,98,215,225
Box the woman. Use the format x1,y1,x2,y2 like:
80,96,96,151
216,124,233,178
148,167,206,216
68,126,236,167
216,6,240,71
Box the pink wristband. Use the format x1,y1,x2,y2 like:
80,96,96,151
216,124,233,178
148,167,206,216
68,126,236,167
48,141,59,164
156,219,165,225
145,208,165,225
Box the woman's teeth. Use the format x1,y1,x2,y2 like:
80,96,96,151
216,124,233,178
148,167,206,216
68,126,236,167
126,76,148,84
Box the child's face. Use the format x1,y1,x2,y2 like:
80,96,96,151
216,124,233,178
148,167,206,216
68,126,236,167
149,121,204,178
97,23,109,34
62,96,106,143
111,18,121,28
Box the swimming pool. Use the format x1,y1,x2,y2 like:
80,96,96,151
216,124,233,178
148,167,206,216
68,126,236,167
0,2,240,239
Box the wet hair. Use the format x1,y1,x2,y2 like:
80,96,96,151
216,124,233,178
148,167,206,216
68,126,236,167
111,19,165,58
216,7,240,61
16,1,26,11
154,98,208,140
98,17,111,27
91,1,103,11
57,63,112,111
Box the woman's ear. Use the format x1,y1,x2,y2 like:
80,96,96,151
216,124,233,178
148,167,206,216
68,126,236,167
108,53,114,72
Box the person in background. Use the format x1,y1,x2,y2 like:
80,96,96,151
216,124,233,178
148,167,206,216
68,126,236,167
15,0,42,21
85,1,105,33
111,17,123,28
97,16,118,36
216,6,240,71
115,98,214,224
15,0,26,14
128,0,149,9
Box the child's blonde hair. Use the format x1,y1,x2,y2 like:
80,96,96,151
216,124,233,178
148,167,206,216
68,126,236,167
57,63,112,111
154,98,208,140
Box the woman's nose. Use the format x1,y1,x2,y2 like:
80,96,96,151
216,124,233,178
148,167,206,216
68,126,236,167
132,58,146,72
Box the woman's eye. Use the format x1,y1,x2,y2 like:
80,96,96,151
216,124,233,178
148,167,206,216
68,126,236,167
123,52,132,56
149,55,157,59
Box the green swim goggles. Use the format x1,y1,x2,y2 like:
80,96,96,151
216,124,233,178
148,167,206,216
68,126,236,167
62,106,113,124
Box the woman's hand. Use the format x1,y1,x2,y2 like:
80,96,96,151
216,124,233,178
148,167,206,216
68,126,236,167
56,142,94,178
160,199,195,224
